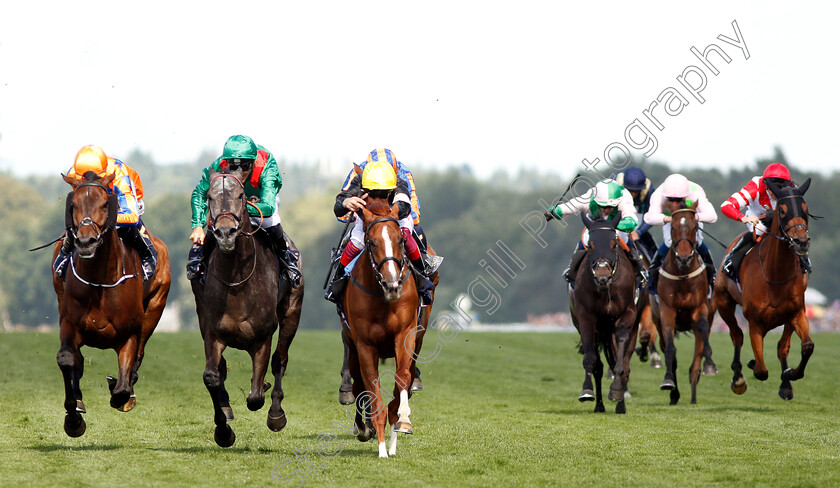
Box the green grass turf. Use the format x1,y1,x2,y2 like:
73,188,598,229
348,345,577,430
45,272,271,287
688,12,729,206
1,329,839,487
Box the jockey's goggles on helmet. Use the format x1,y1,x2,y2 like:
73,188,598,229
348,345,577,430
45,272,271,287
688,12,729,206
228,158,254,171
666,197,685,202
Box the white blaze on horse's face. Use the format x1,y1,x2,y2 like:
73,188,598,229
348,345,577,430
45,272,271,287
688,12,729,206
380,225,402,301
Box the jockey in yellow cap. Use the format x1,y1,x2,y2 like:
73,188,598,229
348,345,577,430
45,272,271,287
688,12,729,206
325,149,435,305
54,145,158,282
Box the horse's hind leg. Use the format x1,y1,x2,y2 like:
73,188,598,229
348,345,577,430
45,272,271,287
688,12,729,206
592,355,605,413
110,335,139,411
247,337,272,412
203,338,235,447
57,327,86,437
780,310,814,397
339,330,355,405
716,291,746,393
356,343,389,457
387,327,417,456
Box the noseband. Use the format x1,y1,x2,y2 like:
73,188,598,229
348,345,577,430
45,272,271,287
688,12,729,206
207,174,261,237
364,217,410,292
69,181,111,246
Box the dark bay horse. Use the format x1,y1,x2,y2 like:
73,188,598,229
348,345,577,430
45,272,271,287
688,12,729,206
712,178,812,400
52,171,171,437
192,170,304,447
649,202,716,405
568,214,643,414
342,196,420,458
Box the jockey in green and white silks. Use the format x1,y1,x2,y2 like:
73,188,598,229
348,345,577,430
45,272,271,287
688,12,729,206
186,135,301,287
544,179,647,287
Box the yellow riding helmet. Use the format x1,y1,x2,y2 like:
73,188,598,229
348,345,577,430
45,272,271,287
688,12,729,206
73,145,109,176
361,161,398,190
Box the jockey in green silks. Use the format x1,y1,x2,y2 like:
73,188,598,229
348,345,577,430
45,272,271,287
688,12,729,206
186,134,301,287
544,178,647,288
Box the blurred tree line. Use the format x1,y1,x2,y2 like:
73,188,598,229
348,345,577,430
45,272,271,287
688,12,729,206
2,147,834,330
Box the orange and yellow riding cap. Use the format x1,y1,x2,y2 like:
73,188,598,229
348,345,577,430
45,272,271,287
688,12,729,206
73,145,110,176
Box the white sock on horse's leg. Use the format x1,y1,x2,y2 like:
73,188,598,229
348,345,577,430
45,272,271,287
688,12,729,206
397,389,411,424
388,425,398,456
378,441,389,458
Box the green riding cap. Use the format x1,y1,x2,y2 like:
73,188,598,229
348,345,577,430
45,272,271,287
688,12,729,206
222,135,259,161
547,179,638,232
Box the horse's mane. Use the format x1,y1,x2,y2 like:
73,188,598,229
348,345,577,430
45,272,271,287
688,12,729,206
366,198,394,217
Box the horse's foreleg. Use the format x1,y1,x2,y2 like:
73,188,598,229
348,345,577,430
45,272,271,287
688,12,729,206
747,321,769,381
339,329,355,405
777,323,795,400
356,343,388,457
783,309,814,387
247,337,272,412
609,314,633,404
203,338,235,447
57,326,86,437
110,335,138,411
347,340,373,442
268,319,296,432
717,292,746,393
388,326,416,457
592,354,605,413
658,309,679,405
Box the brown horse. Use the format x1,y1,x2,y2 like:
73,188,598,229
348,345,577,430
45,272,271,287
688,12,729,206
53,171,171,437
712,178,812,400
342,196,421,458
568,214,643,414
338,243,439,405
192,170,304,447
649,202,716,405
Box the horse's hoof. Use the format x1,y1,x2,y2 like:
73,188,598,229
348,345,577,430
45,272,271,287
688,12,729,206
637,349,649,362
394,421,413,434
64,415,86,438
731,377,748,395
117,395,137,412
247,396,265,412
214,424,236,448
594,402,605,413
624,391,632,399
703,362,718,376
615,401,626,414
778,387,794,401
579,390,595,402
338,390,355,405
106,375,117,392
660,379,676,390
263,381,271,391
222,406,235,421
75,399,86,414
651,355,663,369
781,368,797,382
267,411,287,432
606,370,614,380
411,377,423,392
110,391,131,410
356,427,374,442
747,359,756,371
608,388,624,403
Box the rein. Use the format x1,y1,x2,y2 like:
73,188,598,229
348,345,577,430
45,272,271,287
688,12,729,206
756,195,808,285
349,216,410,296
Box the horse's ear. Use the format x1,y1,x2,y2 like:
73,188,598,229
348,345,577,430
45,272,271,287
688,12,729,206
100,172,116,187
690,200,699,210
209,168,218,179
353,163,363,174
764,178,782,198
105,194,119,231
390,202,400,218
62,173,80,189
797,177,811,195
610,215,620,229
64,192,75,229
581,212,593,229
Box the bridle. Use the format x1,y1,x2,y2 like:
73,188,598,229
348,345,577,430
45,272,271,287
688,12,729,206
205,173,264,287
586,225,620,285
757,193,810,285
206,173,261,237
351,216,410,296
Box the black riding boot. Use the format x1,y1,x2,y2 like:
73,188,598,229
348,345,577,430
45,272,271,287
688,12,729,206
563,249,587,287
648,250,664,295
53,234,74,281
324,264,348,304
626,242,648,289
186,242,204,281
265,224,301,288
410,257,435,306
722,233,754,282
119,224,157,282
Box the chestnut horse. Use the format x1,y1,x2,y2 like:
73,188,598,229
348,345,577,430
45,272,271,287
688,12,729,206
191,170,304,447
649,202,716,405
568,214,643,414
53,171,171,437
342,196,420,458
712,178,812,400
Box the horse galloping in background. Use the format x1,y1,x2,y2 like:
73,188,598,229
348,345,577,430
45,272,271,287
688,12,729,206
53,171,171,437
649,201,716,405
192,170,303,447
712,178,812,400
568,214,644,414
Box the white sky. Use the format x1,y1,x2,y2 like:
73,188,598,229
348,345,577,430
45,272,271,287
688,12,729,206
1,2,837,180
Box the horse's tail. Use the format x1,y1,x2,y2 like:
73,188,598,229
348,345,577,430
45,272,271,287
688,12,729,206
574,339,605,355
